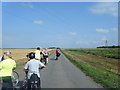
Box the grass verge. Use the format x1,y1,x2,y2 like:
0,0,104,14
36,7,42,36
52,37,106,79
61,50,119,89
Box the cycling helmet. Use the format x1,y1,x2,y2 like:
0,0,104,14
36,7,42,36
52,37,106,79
4,51,11,54
3,51,12,58
28,52,35,59
37,47,40,50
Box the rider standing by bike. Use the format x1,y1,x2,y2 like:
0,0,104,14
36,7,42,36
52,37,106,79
0,51,16,89
24,52,46,89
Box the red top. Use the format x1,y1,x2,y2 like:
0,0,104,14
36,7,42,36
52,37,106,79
56,49,59,53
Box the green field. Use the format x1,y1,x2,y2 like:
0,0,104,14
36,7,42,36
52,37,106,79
68,48,120,59
61,48,119,89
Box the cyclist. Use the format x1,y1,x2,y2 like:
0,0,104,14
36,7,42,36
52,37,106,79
56,48,60,60
43,48,49,65
40,48,44,63
0,51,16,89
34,47,41,60
24,52,46,89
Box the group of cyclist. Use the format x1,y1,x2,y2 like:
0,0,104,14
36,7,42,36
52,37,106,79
27,47,49,65
0,47,60,90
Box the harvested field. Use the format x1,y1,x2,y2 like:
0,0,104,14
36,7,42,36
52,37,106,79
0,49,54,65
0,49,36,60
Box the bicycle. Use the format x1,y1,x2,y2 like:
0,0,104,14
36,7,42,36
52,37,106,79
30,73,40,90
12,70,19,87
56,52,61,60
22,72,40,90
0,71,19,89
43,55,48,65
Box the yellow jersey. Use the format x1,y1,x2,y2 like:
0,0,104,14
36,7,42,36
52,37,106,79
0,59,16,77
34,50,41,60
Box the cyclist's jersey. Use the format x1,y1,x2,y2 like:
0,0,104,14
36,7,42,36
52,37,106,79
44,50,48,56
34,50,41,60
56,49,59,53
24,59,44,79
0,59,16,77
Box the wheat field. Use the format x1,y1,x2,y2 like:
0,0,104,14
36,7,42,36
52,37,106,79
0,49,36,60
0,49,53,60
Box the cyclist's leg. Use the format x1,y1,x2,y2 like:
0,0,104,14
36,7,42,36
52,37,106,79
37,77,41,89
44,58,47,65
44,55,47,65
47,58,48,63
43,55,44,63
56,53,58,60
2,76,13,89
55,53,57,59
27,79,31,90
45,57,48,65
40,58,43,63
46,56,48,64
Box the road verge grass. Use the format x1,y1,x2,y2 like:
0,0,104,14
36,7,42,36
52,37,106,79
61,50,119,89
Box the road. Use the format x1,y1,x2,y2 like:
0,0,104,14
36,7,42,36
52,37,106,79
41,52,103,88
16,52,103,88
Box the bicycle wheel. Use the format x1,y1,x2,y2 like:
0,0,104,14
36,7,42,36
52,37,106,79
12,71,19,87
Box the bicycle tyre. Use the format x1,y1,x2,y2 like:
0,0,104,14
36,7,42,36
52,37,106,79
12,71,19,87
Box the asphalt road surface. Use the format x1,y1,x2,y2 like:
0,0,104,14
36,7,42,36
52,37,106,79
40,52,103,88
16,52,103,88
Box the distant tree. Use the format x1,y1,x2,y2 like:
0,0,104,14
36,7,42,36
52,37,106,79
97,45,120,48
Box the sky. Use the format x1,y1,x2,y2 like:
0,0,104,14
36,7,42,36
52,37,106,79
1,1,118,48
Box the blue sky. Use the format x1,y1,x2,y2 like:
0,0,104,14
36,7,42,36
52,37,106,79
2,2,118,48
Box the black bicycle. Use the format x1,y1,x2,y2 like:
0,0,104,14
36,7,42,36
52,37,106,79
22,71,40,90
56,52,61,60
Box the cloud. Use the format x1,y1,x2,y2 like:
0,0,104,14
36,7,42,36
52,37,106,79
111,28,118,31
89,2,118,16
33,20,43,24
96,28,109,33
68,32,77,36
21,3,34,8
96,27,118,33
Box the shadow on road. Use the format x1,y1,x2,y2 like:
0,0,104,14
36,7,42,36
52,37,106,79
15,81,26,89
49,58,57,61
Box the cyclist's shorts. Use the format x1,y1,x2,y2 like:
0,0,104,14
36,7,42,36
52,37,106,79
56,53,60,57
43,55,48,59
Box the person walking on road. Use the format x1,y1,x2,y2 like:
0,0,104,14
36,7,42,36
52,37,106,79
24,52,46,89
0,51,16,90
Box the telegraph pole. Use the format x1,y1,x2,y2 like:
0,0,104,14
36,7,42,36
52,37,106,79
105,40,108,47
